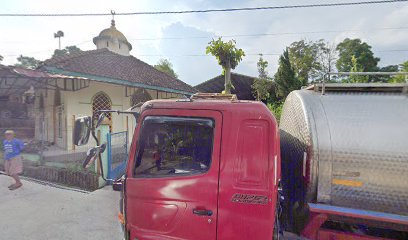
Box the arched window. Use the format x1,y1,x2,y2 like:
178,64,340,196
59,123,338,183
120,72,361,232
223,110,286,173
92,92,112,131
130,89,152,107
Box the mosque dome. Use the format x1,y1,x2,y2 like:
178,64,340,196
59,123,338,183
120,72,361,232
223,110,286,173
93,20,132,55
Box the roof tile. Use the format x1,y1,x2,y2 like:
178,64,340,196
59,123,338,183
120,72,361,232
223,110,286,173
195,73,256,100
41,49,196,94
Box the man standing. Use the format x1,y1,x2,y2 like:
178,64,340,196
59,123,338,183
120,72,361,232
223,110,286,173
3,130,24,190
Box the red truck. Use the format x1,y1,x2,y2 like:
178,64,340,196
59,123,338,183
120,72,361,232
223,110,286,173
73,85,408,240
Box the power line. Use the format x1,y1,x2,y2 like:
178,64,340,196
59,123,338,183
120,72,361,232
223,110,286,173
2,39,94,57
2,26,406,45
377,49,408,52
128,26,408,41
138,53,280,57
1,0,407,17
3,25,406,57
3,49,407,59
138,50,408,57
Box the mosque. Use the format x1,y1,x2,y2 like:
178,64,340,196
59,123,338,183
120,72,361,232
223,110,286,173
31,19,196,150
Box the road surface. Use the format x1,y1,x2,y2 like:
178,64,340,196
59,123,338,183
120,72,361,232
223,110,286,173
0,174,122,240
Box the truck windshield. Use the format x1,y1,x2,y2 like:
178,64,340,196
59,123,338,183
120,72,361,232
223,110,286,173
134,116,215,177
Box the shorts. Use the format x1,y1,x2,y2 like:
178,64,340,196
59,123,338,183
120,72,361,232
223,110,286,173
4,155,23,176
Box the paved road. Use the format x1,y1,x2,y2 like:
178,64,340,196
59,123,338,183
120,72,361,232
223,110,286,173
0,174,122,240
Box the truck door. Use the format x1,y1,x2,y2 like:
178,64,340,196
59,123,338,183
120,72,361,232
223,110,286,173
125,109,222,240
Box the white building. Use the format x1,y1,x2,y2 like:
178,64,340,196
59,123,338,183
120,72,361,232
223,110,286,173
34,20,196,151
93,19,132,56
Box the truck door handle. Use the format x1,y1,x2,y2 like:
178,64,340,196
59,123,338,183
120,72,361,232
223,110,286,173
193,209,213,216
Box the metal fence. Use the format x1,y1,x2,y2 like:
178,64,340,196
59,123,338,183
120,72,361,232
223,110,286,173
106,131,128,181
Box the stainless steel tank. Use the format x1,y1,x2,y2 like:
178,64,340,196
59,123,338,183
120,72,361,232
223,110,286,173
279,84,408,221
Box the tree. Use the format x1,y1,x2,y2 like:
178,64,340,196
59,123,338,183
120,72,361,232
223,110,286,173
15,55,41,69
375,65,399,82
206,37,245,94
274,48,301,99
349,55,368,83
268,102,283,123
154,59,178,78
288,39,338,84
52,45,82,58
389,61,408,83
336,38,380,76
317,41,338,82
252,55,273,101
288,40,323,85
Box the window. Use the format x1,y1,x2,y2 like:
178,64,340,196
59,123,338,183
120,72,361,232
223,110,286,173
92,92,112,131
106,41,109,47
134,116,214,177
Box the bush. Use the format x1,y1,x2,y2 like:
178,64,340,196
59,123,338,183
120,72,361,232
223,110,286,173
267,102,284,124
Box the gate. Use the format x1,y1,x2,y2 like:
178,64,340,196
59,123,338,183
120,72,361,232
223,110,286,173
106,131,128,181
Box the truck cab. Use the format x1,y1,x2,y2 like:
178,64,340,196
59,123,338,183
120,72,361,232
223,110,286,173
122,97,281,239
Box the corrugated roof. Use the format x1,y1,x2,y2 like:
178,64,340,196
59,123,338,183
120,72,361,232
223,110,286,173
195,73,256,100
40,49,196,94
0,64,92,96
12,67,88,80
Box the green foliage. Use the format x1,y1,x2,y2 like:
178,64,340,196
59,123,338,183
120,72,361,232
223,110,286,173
375,65,399,82
389,61,408,83
252,55,273,101
52,45,82,58
267,102,284,124
287,39,338,84
349,55,368,83
317,41,338,82
154,59,178,78
336,38,380,74
274,49,302,99
15,55,41,69
252,78,273,101
257,54,269,80
288,40,323,85
206,37,245,70
206,37,245,94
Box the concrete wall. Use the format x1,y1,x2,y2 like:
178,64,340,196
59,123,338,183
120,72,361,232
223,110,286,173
34,87,57,144
95,40,130,56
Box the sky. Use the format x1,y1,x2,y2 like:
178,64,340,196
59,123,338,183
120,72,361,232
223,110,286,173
0,0,407,86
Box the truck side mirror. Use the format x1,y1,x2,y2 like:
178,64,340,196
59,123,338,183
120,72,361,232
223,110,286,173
82,144,106,169
95,113,106,128
73,116,92,146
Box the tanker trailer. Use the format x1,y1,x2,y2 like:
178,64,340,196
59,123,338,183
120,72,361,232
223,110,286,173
279,83,408,239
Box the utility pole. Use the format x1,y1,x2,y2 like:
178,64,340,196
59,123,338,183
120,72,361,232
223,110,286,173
54,30,64,50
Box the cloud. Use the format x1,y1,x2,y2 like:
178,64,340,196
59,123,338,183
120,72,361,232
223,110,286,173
156,22,219,85
1,0,407,85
